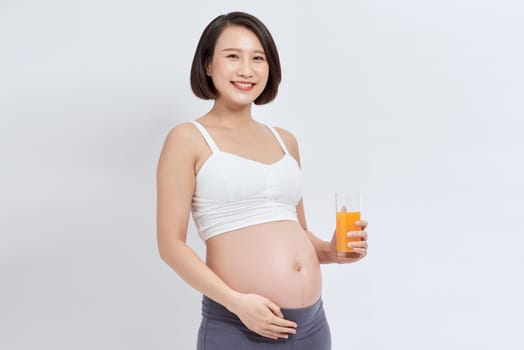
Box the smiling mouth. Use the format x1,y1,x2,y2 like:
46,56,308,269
231,81,255,91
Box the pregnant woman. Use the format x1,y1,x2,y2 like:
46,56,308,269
156,11,368,350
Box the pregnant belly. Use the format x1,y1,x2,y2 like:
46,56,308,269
205,221,322,308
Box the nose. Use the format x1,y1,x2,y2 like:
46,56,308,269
237,58,253,78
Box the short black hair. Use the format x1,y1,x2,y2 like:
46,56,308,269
190,11,281,105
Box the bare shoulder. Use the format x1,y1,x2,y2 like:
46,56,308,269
157,121,204,170
160,121,203,156
163,121,200,147
273,126,300,161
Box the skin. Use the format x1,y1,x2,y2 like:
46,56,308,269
156,25,368,341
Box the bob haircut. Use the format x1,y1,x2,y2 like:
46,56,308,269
190,11,281,105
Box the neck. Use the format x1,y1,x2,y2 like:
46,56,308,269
206,100,256,128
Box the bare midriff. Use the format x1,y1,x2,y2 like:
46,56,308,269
205,220,322,309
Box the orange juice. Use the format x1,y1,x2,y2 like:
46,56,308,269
336,211,361,258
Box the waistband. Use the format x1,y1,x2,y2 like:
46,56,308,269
202,295,323,319
201,295,327,342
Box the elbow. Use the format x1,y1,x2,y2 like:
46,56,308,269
157,238,184,263
157,243,172,263
158,247,168,262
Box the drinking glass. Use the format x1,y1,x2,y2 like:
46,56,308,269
335,192,362,258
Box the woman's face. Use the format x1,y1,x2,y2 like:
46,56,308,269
207,25,269,107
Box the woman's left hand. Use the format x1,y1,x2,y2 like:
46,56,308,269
329,220,368,264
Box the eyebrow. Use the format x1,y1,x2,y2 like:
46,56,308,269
221,48,266,55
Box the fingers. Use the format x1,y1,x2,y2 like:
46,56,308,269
350,248,367,257
347,230,368,241
348,239,368,249
263,301,297,339
259,330,283,340
272,316,297,329
266,324,297,337
346,229,368,260
235,294,300,340
264,300,284,318
256,320,296,340
356,220,368,229
260,330,285,340
264,318,297,340
348,235,367,255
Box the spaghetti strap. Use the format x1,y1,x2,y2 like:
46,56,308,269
266,125,289,154
190,121,219,153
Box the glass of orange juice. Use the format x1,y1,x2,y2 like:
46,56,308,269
335,192,362,258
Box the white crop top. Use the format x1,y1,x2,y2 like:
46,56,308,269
190,121,303,241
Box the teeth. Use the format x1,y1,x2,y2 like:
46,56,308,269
233,82,253,88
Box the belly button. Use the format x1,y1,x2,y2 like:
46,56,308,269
295,264,302,272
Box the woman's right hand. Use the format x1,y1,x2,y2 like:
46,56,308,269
228,293,297,340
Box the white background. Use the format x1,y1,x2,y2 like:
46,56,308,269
1,0,523,349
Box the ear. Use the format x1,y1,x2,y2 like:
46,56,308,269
205,62,212,76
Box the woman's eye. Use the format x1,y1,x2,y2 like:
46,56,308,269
254,56,265,61
227,54,239,59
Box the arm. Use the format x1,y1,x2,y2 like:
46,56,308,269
276,127,368,264
156,123,240,310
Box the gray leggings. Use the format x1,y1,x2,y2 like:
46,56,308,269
197,295,331,350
